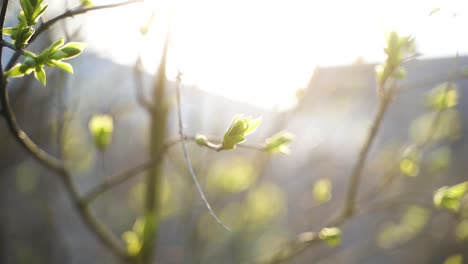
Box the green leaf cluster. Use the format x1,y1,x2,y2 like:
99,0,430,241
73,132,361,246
375,31,416,86
222,115,261,150
377,206,429,249
2,0,48,49
88,114,114,151
7,40,85,85
318,227,341,247
434,181,468,212
264,131,295,154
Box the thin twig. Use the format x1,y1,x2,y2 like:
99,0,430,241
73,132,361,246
6,0,144,70
175,72,231,231
0,40,25,56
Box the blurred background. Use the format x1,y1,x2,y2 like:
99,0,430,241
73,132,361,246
1,0,468,263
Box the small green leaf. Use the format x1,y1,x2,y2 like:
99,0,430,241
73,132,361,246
2,27,14,35
49,38,65,53
34,65,46,86
51,60,74,73
6,64,25,78
319,227,341,247
53,42,86,60
244,116,262,135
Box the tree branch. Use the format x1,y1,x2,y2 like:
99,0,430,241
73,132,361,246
341,85,394,218
0,40,25,56
0,0,136,259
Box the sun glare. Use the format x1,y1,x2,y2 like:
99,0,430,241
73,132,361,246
83,0,468,109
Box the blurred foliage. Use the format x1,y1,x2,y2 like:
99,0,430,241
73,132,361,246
444,254,463,264
425,147,452,175
455,220,468,242
399,146,420,177
319,227,342,247
312,178,332,204
426,83,458,111
88,114,114,151
434,182,468,212
377,206,429,249
62,120,95,172
207,157,258,193
128,177,174,218
265,131,295,154
410,109,461,144
122,218,145,256
243,184,286,228
80,0,93,7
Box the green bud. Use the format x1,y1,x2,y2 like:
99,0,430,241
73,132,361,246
319,227,341,247
195,134,208,146
88,114,114,151
222,115,261,150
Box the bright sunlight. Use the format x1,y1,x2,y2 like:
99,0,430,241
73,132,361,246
82,0,468,109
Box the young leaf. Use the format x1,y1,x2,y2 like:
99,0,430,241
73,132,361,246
6,64,26,78
50,42,86,60
2,27,14,35
222,115,262,150
51,60,74,73
34,66,46,86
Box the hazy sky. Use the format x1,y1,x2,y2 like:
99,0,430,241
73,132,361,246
83,0,468,109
